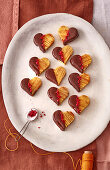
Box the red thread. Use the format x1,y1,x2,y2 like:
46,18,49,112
59,50,64,62
28,82,32,93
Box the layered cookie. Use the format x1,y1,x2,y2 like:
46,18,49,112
70,54,92,73
53,110,75,131
48,87,69,105
58,26,79,45
68,73,90,92
68,95,90,114
34,33,54,52
45,66,66,85
21,77,42,96
29,57,50,75
52,45,73,64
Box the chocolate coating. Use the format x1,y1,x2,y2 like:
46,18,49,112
52,47,63,62
53,110,65,131
21,78,33,96
70,55,83,73
63,27,79,45
48,87,59,105
33,33,45,53
68,73,80,92
68,95,79,113
29,57,39,75
45,68,58,85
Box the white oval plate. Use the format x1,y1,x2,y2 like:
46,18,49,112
2,13,110,152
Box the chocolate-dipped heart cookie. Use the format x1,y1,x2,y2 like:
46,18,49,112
58,26,79,45
68,95,90,114
68,73,90,92
48,87,69,105
52,45,73,64
34,33,54,52
70,54,92,73
53,110,74,131
45,66,66,85
29,57,50,75
21,77,42,96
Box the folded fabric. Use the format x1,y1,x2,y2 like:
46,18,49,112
0,0,19,64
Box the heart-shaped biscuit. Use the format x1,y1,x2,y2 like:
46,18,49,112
29,57,50,75
34,33,54,52
68,73,90,92
48,87,69,105
58,26,79,45
21,77,42,96
70,54,92,73
68,95,90,114
53,110,74,131
45,66,66,85
52,45,73,64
